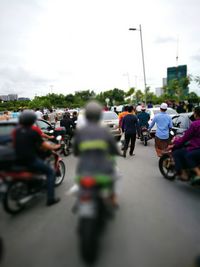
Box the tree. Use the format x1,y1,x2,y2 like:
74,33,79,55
125,87,135,97
135,90,144,103
187,92,199,103
164,77,190,99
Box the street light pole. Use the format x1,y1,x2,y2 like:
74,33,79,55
129,25,147,105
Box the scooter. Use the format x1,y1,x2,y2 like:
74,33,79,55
140,126,150,146
69,175,115,264
0,137,66,214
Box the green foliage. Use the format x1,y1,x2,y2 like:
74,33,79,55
125,87,135,97
135,90,144,103
0,84,199,112
164,77,190,99
96,88,125,105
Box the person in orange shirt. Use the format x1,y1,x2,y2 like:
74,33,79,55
118,106,129,129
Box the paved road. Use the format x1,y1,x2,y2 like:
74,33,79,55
1,139,200,267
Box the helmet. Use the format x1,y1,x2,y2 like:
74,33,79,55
85,101,102,122
160,103,168,110
19,110,37,126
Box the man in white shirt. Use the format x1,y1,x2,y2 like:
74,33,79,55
48,109,57,125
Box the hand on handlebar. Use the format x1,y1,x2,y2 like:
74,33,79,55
53,144,61,151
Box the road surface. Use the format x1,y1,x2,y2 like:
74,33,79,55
0,139,200,267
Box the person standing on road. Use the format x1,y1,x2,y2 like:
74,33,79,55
48,108,58,126
122,105,138,157
148,103,172,157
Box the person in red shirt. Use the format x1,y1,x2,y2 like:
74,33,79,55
13,110,61,206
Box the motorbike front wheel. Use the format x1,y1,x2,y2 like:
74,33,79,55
159,154,176,180
3,181,29,214
55,160,66,186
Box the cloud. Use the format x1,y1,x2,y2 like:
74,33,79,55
191,54,200,62
0,66,54,84
154,36,177,44
0,66,55,97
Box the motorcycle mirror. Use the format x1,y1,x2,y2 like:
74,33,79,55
56,135,62,141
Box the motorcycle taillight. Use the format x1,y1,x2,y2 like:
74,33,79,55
80,194,92,201
80,176,96,188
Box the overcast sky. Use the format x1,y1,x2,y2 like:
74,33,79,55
0,0,200,98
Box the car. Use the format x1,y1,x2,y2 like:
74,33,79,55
77,110,121,141
102,111,121,141
147,107,178,134
0,118,60,144
172,112,193,135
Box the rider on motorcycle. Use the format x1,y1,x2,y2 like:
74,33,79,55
172,106,200,182
73,101,120,206
12,110,61,206
137,105,150,138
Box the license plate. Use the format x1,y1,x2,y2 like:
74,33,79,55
78,202,96,218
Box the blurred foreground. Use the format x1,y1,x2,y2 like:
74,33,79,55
0,140,200,267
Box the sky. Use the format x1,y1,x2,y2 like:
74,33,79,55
0,0,200,98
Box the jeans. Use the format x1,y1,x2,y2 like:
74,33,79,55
27,158,55,201
124,133,136,155
173,148,188,173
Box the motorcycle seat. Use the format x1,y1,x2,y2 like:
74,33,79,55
10,165,30,172
10,165,43,175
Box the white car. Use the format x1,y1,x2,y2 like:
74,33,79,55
147,107,178,133
77,111,121,140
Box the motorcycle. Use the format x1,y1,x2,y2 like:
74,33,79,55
70,175,115,264
60,134,71,156
140,126,150,146
0,136,66,214
159,133,200,185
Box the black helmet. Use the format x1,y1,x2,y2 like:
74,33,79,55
19,110,37,126
85,101,102,122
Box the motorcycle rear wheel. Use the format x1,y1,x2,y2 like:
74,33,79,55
63,143,70,156
79,218,99,264
144,136,147,146
159,154,176,180
3,181,28,214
